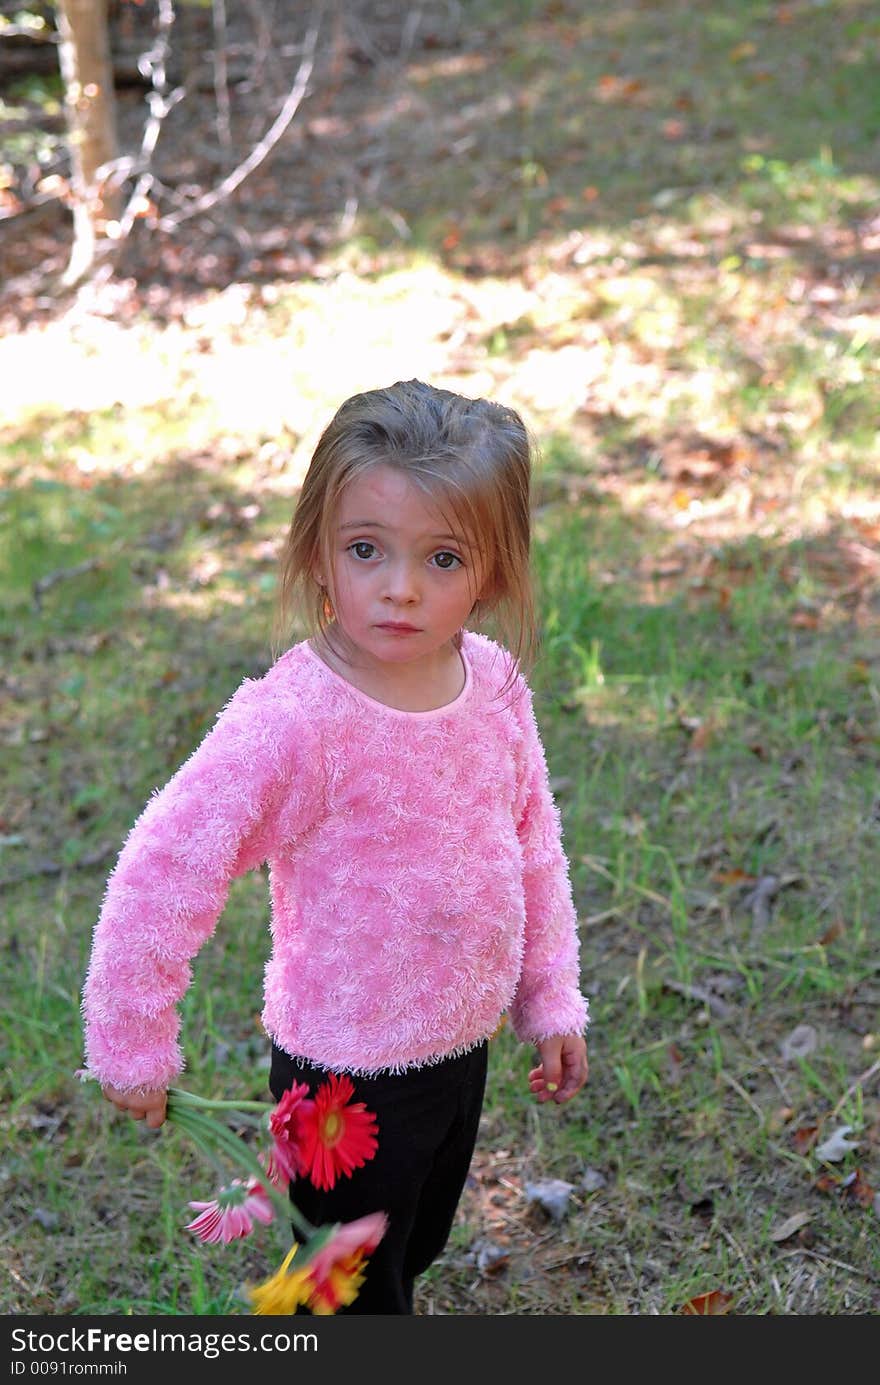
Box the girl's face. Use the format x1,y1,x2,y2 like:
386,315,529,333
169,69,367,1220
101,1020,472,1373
317,465,487,676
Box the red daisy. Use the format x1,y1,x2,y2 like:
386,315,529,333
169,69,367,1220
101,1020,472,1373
299,1073,379,1191
266,1080,313,1184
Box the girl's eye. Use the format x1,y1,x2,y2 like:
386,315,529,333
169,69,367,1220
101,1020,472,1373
431,551,462,570
349,541,377,561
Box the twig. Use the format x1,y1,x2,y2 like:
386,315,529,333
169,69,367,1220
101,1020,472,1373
717,1224,761,1300
399,7,424,60
212,0,232,152
743,873,779,942
780,1248,879,1285
242,0,282,90
663,977,732,1019
32,557,105,610
156,3,325,232
831,1058,880,1119
90,0,182,264
0,22,57,41
580,854,673,914
540,1250,595,1272
583,906,623,926
718,1069,765,1126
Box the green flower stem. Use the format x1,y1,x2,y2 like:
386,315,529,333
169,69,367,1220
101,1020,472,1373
169,1108,276,1197
167,1087,269,1115
170,1114,231,1185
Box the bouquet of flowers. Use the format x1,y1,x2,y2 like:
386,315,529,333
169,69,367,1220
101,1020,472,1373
81,1072,387,1315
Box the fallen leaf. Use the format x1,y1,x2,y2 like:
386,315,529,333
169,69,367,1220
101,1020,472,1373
847,659,871,684
667,1043,685,1085
713,868,757,886
680,1289,734,1315
661,435,740,482
791,609,821,629
595,75,645,102
688,720,714,753
769,1210,812,1242
744,874,780,937
32,1208,60,1231
466,1237,509,1274
793,1124,819,1155
814,1172,840,1194
768,1105,795,1134
524,1178,575,1221
815,1125,859,1163
818,919,845,945
841,1169,875,1209
581,1167,607,1193
780,1024,817,1062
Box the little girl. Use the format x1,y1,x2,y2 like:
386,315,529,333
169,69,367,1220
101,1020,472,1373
82,378,590,1314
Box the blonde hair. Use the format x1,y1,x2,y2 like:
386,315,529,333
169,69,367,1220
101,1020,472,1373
273,379,536,685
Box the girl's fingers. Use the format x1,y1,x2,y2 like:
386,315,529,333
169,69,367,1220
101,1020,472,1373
102,1085,166,1125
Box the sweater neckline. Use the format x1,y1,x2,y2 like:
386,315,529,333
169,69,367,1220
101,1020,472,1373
302,638,473,720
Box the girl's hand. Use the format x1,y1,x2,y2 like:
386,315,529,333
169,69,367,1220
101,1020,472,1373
101,1084,167,1129
529,1035,589,1105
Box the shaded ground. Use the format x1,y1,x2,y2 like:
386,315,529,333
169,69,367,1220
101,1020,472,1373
3,0,879,322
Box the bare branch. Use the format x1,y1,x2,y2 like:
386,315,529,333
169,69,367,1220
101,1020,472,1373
94,0,181,252
156,3,326,233
831,1058,880,1119
212,0,232,153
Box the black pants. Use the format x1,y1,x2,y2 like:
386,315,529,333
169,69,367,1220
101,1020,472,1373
269,1041,488,1314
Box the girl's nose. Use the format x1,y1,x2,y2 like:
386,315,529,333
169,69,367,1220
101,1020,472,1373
383,560,420,603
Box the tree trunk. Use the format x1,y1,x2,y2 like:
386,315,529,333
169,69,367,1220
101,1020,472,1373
56,0,121,286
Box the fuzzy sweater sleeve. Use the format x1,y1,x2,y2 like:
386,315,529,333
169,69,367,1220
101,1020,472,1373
81,676,319,1092
508,679,590,1045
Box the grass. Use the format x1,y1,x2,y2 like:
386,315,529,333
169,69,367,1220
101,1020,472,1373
1,0,879,1318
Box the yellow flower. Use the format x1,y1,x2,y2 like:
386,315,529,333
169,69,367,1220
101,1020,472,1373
309,1258,367,1315
245,1213,387,1316
246,1246,313,1315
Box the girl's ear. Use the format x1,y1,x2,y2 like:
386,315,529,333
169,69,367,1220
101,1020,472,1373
310,547,326,589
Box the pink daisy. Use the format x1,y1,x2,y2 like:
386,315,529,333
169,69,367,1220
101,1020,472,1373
185,1178,274,1244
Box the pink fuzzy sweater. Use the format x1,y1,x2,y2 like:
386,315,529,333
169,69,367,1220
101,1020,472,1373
81,632,589,1090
